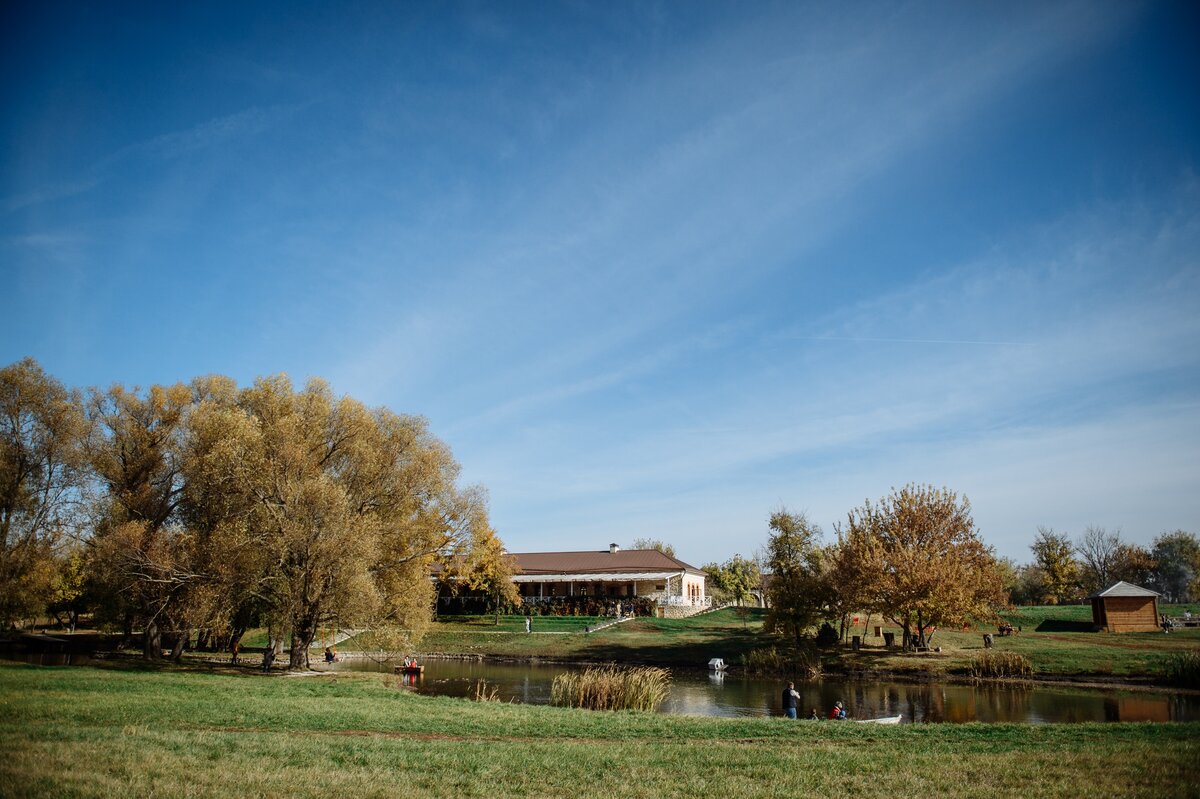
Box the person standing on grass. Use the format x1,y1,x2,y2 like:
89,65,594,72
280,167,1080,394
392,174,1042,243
525,615,532,633
781,682,800,719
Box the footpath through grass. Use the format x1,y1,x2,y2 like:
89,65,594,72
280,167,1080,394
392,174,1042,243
2,662,1197,799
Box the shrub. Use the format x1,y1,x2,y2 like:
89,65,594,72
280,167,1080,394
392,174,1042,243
550,666,670,711
815,622,839,648
1163,651,1200,688
741,646,822,679
967,651,1033,679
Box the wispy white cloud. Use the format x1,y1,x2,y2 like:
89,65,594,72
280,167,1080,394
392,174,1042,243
474,191,1200,560
2,104,300,213
331,0,1136,421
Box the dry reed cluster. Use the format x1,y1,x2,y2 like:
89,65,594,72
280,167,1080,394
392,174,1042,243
1163,651,1200,688
741,646,822,679
968,650,1033,678
472,679,501,702
550,666,670,711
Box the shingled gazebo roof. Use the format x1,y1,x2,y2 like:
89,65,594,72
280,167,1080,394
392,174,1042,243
1086,581,1161,600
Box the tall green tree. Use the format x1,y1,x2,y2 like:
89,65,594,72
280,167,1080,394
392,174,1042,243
704,554,761,626
0,359,87,629
1150,530,1200,602
1030,527,1079,604
763,510,830,646
630,538,675,557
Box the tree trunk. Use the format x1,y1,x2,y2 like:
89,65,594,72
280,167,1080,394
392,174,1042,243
228,627,246,653
170,629,189,662
142,621,163,659
289,615,317,670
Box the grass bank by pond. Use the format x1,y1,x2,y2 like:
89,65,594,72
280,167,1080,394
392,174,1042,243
365,607,1200,686
408,610,766,667
2,662,1196,799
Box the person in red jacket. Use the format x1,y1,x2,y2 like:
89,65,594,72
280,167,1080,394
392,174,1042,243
828,701,846,720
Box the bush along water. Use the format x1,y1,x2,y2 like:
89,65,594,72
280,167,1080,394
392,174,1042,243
550,666,670,711
741,646,822,679
1163,651,1200,688
967,650,1033,679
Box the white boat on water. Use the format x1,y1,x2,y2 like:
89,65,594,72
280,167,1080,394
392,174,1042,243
856,715,903,724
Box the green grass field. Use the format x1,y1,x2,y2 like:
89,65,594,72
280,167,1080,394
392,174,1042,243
344,609,769,668
2,662,1197,799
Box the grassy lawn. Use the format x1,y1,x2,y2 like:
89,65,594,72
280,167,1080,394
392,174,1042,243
2,662,1197,799
360,608,769,669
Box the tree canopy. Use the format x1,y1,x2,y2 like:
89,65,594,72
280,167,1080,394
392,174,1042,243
838,484,1004,649
763,510,829,646
0,359,503,670
0,359,86,628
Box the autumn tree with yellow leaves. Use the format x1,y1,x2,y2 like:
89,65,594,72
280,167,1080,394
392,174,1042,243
837,484,1005,650
0,359,87,629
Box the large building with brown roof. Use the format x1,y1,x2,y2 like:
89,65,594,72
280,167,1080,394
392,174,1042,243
513,543,709,614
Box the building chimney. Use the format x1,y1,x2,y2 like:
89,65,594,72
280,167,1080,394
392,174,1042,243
609,543,620,553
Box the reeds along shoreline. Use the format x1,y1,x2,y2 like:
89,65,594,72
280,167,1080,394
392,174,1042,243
1163,651,1200,688
967,650,1033,678
550,666,671,711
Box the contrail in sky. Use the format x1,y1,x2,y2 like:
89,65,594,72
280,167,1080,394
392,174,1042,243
795,336,1035,347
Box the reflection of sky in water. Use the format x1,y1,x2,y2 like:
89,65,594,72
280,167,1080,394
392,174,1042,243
315,659,1200,724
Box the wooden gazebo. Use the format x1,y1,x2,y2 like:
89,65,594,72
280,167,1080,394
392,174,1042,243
1088,581,1161,632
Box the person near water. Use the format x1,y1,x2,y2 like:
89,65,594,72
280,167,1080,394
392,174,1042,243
828,700,846,720
324,647,336,663
808,708,821,720
781,681,800,719
525,615,532,633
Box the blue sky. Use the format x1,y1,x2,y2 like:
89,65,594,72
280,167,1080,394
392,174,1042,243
3,1,1198,564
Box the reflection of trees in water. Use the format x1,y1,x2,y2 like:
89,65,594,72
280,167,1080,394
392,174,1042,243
973,683,1031,722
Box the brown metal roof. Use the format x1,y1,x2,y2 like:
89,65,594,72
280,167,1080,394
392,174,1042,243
512,549,705,577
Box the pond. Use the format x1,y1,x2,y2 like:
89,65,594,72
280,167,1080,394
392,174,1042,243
316,657,1200,723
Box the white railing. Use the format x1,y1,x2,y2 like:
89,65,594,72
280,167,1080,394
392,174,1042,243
657,596,712,607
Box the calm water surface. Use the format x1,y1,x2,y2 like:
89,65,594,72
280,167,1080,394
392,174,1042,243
317,658,1200,724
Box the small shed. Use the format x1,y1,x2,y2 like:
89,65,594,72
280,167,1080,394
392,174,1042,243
1088,581,1161,632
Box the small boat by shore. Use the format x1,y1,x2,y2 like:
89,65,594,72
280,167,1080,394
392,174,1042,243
856,715,902,724
395,665,424,675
